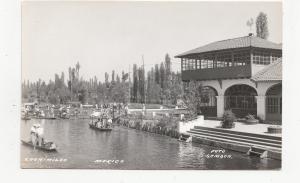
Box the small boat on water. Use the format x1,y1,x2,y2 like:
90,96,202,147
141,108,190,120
21,140,57,152
21,116,31,121
21,110,31,120
60,113,70,119
89,123,113,131
178,134,192,143
89,112,113,131
44,117,57,120
33,116,57,120
22,123,57,152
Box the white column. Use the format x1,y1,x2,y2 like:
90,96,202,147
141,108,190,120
256,95,266,120
216,96,225,118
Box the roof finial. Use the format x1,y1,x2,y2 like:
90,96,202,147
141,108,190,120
246,18,254,36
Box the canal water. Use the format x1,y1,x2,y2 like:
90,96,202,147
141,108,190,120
21,118,281,169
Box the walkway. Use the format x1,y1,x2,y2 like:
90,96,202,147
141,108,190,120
197,119,281,137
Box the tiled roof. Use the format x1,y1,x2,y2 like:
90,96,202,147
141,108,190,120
251,58,282,82
175,35,282,57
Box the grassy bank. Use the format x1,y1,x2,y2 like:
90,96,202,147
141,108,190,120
119,113,183,138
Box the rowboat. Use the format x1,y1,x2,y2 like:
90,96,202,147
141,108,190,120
21,140,57,152
89,123,113,131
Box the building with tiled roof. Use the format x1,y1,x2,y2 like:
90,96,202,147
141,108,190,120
176,35,281,57
251,58,282,82
176,34,282,122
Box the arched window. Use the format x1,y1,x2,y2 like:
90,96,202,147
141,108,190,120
266,84,282,121
199,86,218,107
198,86,218,117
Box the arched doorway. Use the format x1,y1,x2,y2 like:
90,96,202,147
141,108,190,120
198,86,218,117
266,84,282,122
224,84,257,117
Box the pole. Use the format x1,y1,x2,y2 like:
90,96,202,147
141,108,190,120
128,64,131,104
113,105,115,120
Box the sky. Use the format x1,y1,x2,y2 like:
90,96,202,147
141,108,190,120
22,1,282,82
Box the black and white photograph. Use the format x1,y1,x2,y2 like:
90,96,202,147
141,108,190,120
19,1,284,170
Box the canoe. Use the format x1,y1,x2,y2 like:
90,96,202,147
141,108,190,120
21,140,57,152
89,124,113,131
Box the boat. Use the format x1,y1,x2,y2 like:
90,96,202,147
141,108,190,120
21,116,31,120
60,112,70,119
44,117,57,120
60,116,70,119
33,116,56,120
21,110,31,120
89,111,113,131
178,134,192,143
21,140,57,152
89,123,113,131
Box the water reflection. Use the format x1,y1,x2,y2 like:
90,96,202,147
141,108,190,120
21,118,281,169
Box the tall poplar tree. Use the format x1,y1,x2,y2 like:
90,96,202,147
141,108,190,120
256,12,269,39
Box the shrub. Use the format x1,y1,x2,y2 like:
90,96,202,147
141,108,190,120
221,110,236,128
156,119,167,128
135,120,142,129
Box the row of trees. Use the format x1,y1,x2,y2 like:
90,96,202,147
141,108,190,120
131,54,183,105
22,54,184,106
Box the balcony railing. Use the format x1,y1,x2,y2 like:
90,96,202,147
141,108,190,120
181,65,251,81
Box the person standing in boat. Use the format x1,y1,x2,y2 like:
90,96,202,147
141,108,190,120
107,118,112,128
30,124,38,147
31,124,43,147
30,124,44,147
96,118,101,128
